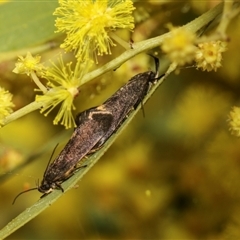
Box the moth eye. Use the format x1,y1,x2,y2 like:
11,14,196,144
38,182,51,192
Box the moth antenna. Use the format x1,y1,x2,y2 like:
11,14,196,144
12,187,38,205
147,54,160,78
152,57,165,82
153,56,160,76
42,143,59,178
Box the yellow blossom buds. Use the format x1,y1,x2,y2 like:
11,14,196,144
228,107,240,137
161,25,227,72
161,25,197,66
195,41,227,72
0,87,14,127
13,52,43,76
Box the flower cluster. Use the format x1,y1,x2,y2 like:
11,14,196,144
195,41,227,72
36,58,92,129
228,107,240,137
54,0,135,61
13,52,44,76
0,87,14,127
161,25,227,71
161,25,197,66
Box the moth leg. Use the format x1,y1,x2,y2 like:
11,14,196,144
40,192,51,199
87,146,103,154
154,73,165,82
74,164,88,172
55,182,64,192
60,165,87,185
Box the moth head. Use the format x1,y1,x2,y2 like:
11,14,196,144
38,180,53,194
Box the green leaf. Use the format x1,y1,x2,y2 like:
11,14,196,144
0,1,59,53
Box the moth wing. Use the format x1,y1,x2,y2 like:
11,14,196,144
43,109,113,182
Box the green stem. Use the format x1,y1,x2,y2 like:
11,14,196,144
30,72,47,94
3,101,42,126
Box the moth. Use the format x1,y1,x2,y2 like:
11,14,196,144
13,56,162,204
91,55,162,150
12,108,113,204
